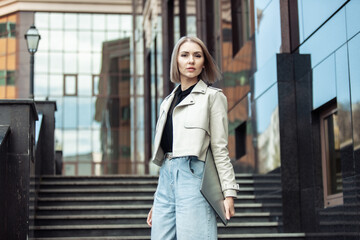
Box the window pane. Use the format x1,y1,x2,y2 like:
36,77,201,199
312,54,336,109
78,31,91,52
92,31,105,52
49,74,63,96
37,30,49,51
93,14,105,31
50,52,63,74
79,14,91,30
63,129,77,157
34,74,48,96
50,13,63,29
65,75,77,95
64,53,77,73
78,53,92,74
78,163,92,175
63,97,77,129
298,0,346,42
35,52,48,73
107,15,120,30
64,31,77,52
35,13,49,29
78,129,92,157
64,13,77,30
299,8,347,68
78,74,92,96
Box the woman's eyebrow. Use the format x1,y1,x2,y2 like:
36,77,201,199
179,51,203,54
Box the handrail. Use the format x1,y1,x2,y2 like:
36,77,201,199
0,125,10,149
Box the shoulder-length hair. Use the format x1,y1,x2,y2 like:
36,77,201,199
169,36,222,85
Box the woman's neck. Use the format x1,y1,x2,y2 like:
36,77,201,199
180,78,199,91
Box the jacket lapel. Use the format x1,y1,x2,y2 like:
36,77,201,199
176,80,207,108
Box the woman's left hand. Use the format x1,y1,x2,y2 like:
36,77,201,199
224,197,235,220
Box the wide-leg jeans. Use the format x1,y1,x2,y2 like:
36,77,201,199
151,156,217,240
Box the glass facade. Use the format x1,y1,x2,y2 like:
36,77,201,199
298,0,360,155
34,12,135,175
216,0,281,173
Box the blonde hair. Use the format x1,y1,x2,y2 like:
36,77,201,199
169,36,222,84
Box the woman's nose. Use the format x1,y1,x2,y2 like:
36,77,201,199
188,55,194,63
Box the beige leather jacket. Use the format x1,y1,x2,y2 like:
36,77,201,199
151,80,239,198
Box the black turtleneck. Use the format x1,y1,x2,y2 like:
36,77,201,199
160,83,197,154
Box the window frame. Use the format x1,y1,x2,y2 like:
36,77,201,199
63,74,78,96
320,105,343,208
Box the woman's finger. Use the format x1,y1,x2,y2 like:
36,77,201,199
224,200,231,220
147,208,153,227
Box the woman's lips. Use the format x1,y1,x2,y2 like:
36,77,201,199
187,67,196,72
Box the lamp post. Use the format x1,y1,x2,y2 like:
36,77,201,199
24,25,41,99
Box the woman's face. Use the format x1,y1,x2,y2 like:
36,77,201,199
177,41,205,83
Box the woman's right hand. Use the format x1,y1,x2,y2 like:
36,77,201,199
147,207,153,227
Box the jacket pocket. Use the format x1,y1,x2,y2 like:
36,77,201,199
184,104,210,135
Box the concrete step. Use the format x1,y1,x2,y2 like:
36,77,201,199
34,203,282,215
31,173,286,238
31,222,283,238
37,188,157,197
32,194,282,206
31,212,283,226
30,232,306,240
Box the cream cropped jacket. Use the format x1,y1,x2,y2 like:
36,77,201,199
151,80,239,198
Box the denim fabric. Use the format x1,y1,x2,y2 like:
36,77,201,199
151,156,217,240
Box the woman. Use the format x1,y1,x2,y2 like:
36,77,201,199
147,36,239,240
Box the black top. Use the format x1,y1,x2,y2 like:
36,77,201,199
160,83,197,154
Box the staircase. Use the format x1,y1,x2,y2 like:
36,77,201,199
30,174,306,240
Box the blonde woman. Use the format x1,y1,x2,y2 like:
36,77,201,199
147,36,239,240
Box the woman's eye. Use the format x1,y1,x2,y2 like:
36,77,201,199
195,54,202,58
181,54,188,57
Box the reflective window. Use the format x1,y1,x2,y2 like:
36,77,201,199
254,0,281,69
312,54,336,110
345,0,360,40
348,32,360,148
253,55,277,99
34,12,135,175
335,44,352,145
298,0,346,43
254,84,280,173
300,8,347,69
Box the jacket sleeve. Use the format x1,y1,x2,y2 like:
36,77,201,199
209,91,239,198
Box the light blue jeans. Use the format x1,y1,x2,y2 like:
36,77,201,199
151,156,217,240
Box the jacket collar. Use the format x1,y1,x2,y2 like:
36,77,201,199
163,79,208,111
168,79,208,97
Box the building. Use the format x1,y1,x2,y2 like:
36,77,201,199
1,0,359,236
0,0,147,175
140,0,359,236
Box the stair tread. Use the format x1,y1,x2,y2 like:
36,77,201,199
35,196,154,201
29,233,305,240
33,195,281,201
218,233,305,238
30,222,281,230
39,181,158,185
40,173,280,178
38,188,157,193
35,203,281,210
31,212,282,220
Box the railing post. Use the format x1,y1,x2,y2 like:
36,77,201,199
0,100,38,240
35,101,57,175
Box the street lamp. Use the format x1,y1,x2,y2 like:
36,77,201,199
24,25,41,99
